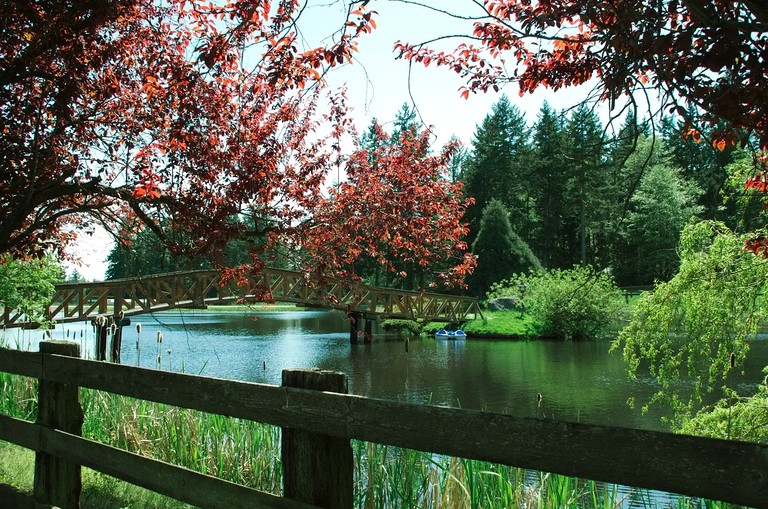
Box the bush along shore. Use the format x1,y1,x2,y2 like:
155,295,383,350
0,370,734,508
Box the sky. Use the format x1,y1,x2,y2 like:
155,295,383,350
65,0,606,281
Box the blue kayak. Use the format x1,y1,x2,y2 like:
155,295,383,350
435,329,467,339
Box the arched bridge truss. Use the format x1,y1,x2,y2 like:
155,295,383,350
1,268,481,329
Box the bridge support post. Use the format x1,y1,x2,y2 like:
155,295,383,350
93,317,108,361
110,313,124,364
363,318,373,343
110,295,124,363
348,312,360,344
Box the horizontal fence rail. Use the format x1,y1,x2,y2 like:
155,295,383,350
0,343,766,508
1,268,481,328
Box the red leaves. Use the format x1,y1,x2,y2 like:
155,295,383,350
301,124,475,289
744,173,768,194
745,236,768,257
132,170,162,200
1,0,385,259
395,0,768,154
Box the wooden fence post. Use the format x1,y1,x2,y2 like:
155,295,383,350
281,369,353,509
35,340,83,509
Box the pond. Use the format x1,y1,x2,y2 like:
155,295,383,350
21,307,768,432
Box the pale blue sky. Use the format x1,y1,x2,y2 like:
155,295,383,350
309,0,599,147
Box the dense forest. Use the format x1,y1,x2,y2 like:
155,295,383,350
107,97,762,298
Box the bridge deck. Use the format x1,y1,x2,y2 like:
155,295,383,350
2,268,481,329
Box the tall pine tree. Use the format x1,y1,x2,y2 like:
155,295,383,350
529,102,569,267
463,96,532,246
564,104,610,267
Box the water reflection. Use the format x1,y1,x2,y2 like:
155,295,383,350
10,308,767,433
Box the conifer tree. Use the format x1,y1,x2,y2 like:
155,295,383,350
463,96,532,245
529,103,569,267
470,199,541,297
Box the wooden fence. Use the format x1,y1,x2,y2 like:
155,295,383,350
0,342,766,508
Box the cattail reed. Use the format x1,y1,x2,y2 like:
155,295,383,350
136,323,142,367
156,331,163,367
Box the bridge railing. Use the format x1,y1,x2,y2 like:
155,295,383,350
2,269,481,328
0,341,765,508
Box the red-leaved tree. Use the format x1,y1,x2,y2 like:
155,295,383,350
304,121,476,288
1,0,474,288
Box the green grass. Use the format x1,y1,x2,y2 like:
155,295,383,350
425,311,540,339
0,441,193,508
460,310,540,339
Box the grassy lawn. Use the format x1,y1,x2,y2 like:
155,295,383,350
461,310,540,338
0,442,192,508
422,310,540,339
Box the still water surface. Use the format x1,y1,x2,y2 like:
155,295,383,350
32,307,768,432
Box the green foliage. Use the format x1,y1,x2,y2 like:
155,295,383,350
0,254,62,324
721,149,768,232
463,95,533,244
488,267,625,340
681,377,768,444
623,152,703,284
662,114,736,219
380,319,422,337
470,199,541,296
564,104,610,267
529,102,570,268
460,311,539,338
613,221,768,428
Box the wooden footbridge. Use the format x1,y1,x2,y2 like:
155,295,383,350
1,268,481,331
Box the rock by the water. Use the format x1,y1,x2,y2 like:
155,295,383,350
487,296,522,311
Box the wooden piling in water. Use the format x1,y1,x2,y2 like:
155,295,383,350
348,312,360,344
363,318,373,343
94,317,108,361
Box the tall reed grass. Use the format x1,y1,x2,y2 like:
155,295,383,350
0,367,735,508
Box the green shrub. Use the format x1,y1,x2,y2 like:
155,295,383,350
681,370,768,443
489,267,626,340
0,254,62,326
380,319,422,337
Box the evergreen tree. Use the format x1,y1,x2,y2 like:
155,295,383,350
391,103,420,145
106,227,196,280
463,95,532,245
446,135,468,183
610,136,703,284
469,199,541,296
564,104,610,267
529,102,569,268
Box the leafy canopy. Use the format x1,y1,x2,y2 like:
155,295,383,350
1,1,473,289
613,221,768,428
395,0,768,150
0,255,62,325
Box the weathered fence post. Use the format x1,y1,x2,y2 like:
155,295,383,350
35,340,83,509
281,369,353,509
